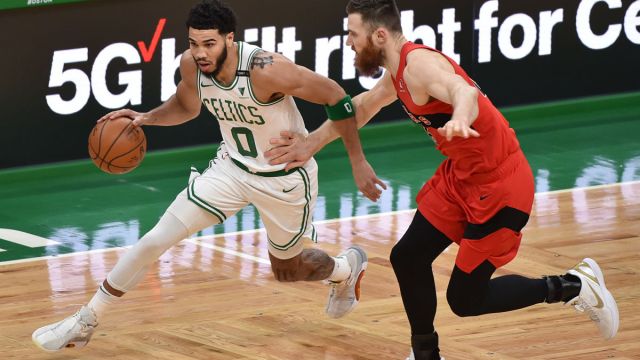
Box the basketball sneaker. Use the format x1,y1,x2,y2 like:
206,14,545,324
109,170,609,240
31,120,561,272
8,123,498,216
325,246,367,318
566,258,619,339
32,306,98,351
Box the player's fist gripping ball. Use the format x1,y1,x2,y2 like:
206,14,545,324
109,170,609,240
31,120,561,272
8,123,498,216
88,117,146,174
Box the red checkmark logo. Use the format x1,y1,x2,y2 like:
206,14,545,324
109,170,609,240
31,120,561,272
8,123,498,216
137,18,166,63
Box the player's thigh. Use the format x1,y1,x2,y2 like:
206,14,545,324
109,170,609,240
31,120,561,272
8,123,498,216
169,159,248,234
251,160,319,260
416,164,466,243
166,189,220,235
457,159,534,273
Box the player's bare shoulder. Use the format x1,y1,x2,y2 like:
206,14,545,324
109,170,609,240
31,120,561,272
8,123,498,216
406,49,453,79
248,50,294,82
404,48,455,96
248,50,296,100
178,49,198,87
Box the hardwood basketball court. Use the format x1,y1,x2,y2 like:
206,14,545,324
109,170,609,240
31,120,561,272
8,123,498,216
1,181,638,360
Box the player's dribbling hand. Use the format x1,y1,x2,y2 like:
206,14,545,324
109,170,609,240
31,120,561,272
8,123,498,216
437,118,480,141
265,131,314,171
97,109,149,127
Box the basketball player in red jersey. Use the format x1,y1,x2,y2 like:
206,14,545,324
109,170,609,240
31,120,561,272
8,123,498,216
266,1,619,359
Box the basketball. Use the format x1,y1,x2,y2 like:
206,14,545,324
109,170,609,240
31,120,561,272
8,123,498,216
88,117,146,174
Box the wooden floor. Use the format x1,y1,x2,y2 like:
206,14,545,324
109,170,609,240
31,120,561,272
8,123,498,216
1,182,639,360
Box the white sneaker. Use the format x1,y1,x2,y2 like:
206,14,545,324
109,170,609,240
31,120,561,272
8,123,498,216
325,246,367,318
32,306,98,351
566,258,619,339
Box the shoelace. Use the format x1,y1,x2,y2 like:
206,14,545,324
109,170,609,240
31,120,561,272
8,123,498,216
74,310,98,330
72,313,92,335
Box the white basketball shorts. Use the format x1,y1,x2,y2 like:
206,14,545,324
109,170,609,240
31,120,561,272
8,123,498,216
167,142,318,259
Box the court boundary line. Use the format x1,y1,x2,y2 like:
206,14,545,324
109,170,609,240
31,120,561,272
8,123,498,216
1,180,638,267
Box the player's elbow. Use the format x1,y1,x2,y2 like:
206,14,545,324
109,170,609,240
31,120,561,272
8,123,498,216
323,80,348,106
452,81,477,101
186,108,201,121
177,99,201,122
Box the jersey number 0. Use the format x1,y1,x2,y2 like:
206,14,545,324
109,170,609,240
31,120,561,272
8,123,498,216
231,127,258,158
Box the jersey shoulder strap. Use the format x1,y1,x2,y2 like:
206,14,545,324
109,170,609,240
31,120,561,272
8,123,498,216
237,42,262,74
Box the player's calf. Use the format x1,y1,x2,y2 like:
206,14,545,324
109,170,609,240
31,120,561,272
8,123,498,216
269,249,335,282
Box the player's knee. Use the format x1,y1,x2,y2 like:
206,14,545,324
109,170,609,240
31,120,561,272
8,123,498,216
390,236,418,270
136,223,186,261
134,211,190,260
136,230,170,259
446,285,479,317
389,242,405,269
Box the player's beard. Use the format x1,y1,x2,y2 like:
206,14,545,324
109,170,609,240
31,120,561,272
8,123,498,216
196,45,228,78
354,37,384,77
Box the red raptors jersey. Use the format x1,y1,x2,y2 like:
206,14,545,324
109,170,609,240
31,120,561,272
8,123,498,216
391,41,521,180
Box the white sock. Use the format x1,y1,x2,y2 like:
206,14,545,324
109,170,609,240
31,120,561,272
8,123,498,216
87,283,118,320
327,256,351,282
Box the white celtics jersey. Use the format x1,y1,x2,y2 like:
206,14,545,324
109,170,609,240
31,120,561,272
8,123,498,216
197,41,309,173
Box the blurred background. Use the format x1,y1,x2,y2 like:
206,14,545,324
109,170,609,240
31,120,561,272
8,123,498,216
0,0,639,262
1,0,639,168
1,3,639,358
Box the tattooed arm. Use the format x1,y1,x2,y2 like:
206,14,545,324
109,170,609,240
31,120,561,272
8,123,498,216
250,50,386,202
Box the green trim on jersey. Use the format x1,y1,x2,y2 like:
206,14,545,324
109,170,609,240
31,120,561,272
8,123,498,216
246,49,286,106
268,167,311,251
209,42,243,90
230,157,299,177
187,180,226,224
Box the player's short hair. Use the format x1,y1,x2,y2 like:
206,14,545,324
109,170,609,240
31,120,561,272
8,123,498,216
186,0,236,35
346,0,402,34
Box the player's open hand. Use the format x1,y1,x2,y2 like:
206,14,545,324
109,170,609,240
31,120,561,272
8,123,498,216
97,109,149,127
265,131,314,171
351,159,387,202
437,118,480,141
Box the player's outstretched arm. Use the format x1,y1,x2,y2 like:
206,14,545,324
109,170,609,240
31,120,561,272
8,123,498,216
406,51,480,141
97,50,201,127
304,71,397,154
266,70,396,170
254,52,385,201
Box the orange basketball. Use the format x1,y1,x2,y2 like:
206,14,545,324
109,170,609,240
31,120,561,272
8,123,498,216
88,117,146,174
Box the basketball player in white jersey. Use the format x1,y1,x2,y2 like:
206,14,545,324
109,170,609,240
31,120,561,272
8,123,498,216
32,0,387,351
